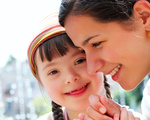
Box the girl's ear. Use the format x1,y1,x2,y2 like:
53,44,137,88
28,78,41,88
133,1,150,30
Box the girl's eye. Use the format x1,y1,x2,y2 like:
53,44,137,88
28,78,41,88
75,58,86,65
92,42,101,47
49,70,58,75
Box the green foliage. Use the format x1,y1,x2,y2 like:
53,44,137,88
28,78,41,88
33,96,52,117
124,81,144,107
112,80,145,111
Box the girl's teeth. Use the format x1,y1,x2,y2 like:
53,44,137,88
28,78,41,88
68,84,87,94
77,86,83,90
77,84,87,90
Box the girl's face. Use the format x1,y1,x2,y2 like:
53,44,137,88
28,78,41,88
35,45,103,115
64,15,150,90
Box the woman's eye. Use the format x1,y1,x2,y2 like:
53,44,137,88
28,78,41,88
82,50,85,53
92,42,101,47
75,58,86,65
49,70,58,75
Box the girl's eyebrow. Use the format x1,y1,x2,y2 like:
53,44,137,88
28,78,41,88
42,62,56,71
42,49,84,70
82,34,100,46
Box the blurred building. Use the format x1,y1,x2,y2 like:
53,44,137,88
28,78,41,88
0,56,41,120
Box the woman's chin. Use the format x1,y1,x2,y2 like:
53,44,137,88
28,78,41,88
119,82,138,91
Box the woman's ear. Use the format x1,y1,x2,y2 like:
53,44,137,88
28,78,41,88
133,0,150,30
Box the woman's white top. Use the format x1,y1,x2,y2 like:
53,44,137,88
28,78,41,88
141,80,150,120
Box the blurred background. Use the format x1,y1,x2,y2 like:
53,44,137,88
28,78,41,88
0,0,149,120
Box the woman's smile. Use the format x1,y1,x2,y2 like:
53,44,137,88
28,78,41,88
108,64,122,81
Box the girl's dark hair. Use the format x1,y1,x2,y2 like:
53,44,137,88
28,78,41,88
59,0,149,27
38,33,76,62
36,33,112,120
104,74,112,99
52,101,64,120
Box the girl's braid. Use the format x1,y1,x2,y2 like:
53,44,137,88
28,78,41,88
52,101,64,120
103,74,112,99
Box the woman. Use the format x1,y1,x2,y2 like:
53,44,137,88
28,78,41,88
58,0,150,119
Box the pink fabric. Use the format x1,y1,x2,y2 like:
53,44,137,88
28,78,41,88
64,108,68,120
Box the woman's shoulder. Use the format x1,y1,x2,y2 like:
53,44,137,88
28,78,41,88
131,110,147,120
36,112,53,120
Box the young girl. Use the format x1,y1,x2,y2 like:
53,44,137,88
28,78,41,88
27,13,113,120
58,0,150,119
27,13,142,120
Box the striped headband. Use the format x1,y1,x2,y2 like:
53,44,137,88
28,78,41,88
27,12,65,77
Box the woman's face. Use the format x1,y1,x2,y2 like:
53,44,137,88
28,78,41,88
65,15,150,90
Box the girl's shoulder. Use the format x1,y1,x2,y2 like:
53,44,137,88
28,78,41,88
36,107,66,120
36,112,53,120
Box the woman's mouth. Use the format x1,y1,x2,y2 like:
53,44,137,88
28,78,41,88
109,64,121,76
65,83,89,96
108,64,122,81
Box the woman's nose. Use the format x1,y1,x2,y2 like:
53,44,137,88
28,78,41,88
86,53,104,75
65,69,80,84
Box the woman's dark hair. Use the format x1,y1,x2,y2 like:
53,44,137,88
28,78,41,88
59,0,149,27
35,33,112,120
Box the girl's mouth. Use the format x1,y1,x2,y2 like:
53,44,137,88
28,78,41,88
65,83,89,96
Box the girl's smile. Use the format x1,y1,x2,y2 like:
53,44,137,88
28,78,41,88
65,82,90,97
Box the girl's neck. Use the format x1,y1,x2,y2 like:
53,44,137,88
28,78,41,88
65,108,86,120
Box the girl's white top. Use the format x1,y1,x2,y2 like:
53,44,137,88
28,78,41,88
37,107,68,120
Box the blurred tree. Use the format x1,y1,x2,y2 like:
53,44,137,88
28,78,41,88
125,81,144,110
113,80,145,111
33,96,51,117
6,55,16,66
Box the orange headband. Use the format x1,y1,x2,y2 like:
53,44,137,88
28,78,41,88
27,12,65,77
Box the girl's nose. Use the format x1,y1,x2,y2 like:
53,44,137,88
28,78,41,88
86,53,104,75
65,69,80,84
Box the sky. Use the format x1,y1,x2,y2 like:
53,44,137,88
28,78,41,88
0,0,61,68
